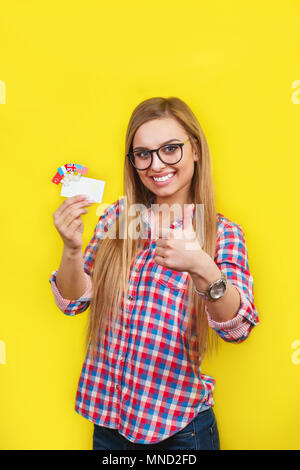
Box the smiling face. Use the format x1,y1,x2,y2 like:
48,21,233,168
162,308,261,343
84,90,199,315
132,116,199,208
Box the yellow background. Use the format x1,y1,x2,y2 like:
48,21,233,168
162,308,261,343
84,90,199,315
1,0,300,450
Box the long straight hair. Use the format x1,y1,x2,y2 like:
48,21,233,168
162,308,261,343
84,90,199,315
85,97,219,376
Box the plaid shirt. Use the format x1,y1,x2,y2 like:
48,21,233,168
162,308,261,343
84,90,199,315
49,197,259,444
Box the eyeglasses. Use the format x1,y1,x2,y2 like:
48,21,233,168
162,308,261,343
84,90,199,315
127,138,190,170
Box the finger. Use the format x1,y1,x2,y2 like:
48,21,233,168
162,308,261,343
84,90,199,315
155,238,168,247
183,203,194,231
60,207,89,231
154,246,166,257
54,197,84,226
57,195,91,217
154,255,166,266
64,216,83,236
54,198,92,227
156,227,174,239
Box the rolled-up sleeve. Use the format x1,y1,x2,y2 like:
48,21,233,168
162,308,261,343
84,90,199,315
49,269,93,316
205,221,260,343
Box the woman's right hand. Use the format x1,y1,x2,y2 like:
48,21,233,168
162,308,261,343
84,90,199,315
52,195,94,253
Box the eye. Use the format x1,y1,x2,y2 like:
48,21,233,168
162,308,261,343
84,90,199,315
163,145,178,153
135,150,150,158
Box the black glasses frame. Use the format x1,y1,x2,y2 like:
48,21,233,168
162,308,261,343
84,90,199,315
127,138,190,170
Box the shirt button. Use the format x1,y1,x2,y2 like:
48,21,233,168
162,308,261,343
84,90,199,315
124,325,128,330
116,384,120,391
127,295,134,300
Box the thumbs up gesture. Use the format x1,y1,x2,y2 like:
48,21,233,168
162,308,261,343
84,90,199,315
152,203,213,276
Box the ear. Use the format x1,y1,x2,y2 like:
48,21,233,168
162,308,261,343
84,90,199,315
191,143,199,162
191,137,200,162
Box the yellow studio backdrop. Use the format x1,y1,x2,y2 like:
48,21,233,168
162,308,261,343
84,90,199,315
0,0,299,450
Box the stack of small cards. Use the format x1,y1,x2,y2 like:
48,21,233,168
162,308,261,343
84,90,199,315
51,163,105,203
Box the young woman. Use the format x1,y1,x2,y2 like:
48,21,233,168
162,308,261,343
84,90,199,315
49,97,259,450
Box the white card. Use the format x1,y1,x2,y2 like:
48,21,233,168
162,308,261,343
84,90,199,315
60,176,106,203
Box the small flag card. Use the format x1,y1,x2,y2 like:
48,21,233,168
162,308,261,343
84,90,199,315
51,163,106,203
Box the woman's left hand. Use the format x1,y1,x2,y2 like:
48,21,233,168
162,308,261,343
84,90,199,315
152,204,214,277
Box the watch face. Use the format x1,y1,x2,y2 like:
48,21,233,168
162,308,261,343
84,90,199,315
210,280,226,299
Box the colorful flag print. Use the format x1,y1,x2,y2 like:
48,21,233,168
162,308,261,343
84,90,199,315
79,165,88,175
51,163,89,184
57,166,67,176
51,172,64,185
65,163,77,172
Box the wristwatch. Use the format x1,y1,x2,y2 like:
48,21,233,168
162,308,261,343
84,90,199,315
193,271,227,302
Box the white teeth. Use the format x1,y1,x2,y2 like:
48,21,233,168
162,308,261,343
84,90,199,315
153,173,175,182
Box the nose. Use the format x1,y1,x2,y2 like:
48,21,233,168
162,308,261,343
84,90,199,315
149,150,167,171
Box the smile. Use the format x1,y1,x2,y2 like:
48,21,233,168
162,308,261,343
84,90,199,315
150,172,176,185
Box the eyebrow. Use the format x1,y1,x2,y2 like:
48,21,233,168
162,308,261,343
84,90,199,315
133,138,182,151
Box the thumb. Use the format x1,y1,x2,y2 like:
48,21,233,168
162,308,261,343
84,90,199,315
183,203,194,231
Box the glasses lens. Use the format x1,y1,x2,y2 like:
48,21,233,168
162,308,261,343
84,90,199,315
132,150,152,169
158,144,182,164
131,144,182,169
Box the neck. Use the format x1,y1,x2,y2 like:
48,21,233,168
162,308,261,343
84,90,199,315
151,193,194,223
153,194,193,209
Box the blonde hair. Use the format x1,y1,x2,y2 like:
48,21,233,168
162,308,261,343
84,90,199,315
85,96,219,377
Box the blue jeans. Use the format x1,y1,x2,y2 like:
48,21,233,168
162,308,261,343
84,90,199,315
93,407,220,450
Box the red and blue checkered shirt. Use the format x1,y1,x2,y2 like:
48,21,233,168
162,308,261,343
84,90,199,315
49,197,260,444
